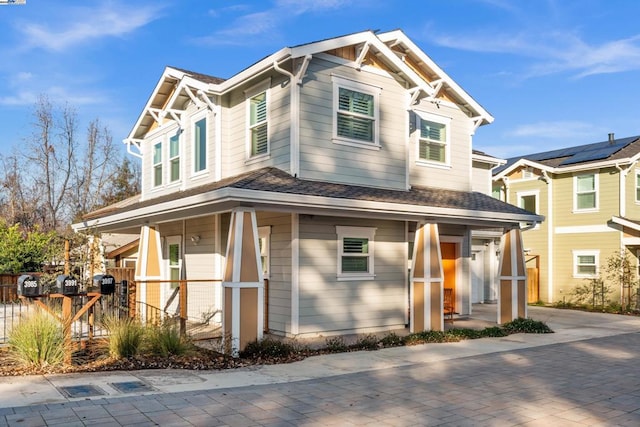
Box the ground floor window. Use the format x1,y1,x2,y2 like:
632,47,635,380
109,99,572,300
573,250,598,278
336,226,376,280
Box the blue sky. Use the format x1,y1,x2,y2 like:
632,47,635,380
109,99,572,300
1,0,639,160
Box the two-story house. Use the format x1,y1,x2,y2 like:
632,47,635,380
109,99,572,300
74,30,541,353
493,134,640,304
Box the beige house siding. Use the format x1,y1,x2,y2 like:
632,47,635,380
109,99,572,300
298,57,407,189
297,216,406,335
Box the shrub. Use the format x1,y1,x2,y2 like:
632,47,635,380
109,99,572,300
146,319,191,357
379,332,405,347
324,336,348,353
8,309,68,367
240,338,296,359
353,334,379,351
502,317,553,334
101,315,145,358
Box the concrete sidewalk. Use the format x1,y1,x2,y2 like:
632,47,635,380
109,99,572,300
1,305,639,411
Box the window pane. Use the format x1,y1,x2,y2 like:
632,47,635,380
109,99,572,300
154,165,162,187
520,195,536,213
578,255,595,264
153,143,162,164
577,193,596,209
194,118,206,172
419,141,445,162
250,93,267,125
170,159,179,182
577,175,594,192
577,265,596,275
420,120,446,142
342,256,368,272
337,113,373,141
344,238,368,254
169,244,180,266
338,88,373,116
251,123,268,155
169,134,179,157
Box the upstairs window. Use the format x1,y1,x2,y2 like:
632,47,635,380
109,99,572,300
169,133,180,183
332,76,380,148
518,192,538,214
336,226,376,280
416,111,450,165
636,170,640,202
153,142,162,187
249,91,268,157
574,173,597,211
193,117,207,173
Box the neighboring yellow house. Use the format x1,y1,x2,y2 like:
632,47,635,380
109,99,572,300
493,134,640,304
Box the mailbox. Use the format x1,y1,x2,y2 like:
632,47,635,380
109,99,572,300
54,274,80,296
92,274,115,295
17,274,42,297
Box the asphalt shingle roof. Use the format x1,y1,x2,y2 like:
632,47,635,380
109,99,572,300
84,167,536,221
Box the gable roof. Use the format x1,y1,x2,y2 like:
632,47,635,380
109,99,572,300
75,167,542,233
494,135,640,178
125,29,493,146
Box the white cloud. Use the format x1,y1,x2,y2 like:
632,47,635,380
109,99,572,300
506,121,600,140
0,86,104,107
18,3,163,52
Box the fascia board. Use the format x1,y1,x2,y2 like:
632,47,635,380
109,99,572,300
377,30,493,124
125,67,180,141
217,47,291,93
74,186,542,232
473,153,507,167
551,158,634,174
610,216,640,232
493,158,548,180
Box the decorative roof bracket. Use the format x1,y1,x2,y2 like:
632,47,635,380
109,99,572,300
124,138,143,159
197,90,216,112
183,85,205,109
355,42,371,70
408,87,422,106
471,116,483,134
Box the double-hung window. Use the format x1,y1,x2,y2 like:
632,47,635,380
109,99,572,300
635,170,640,203
153,142,162,187
193,116,207,174
415,111,450,165
573,250,598,278
574,173,597,211
518,192,538,214
249,91,268,157
166,236,182,290
332,76,380,148
336,226,376,280
169,132,180,182
258,226,271,279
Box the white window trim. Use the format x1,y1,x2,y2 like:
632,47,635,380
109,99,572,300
191,110,208,177
245,78,271,163
168,130,181,184
635,169,640,203
331,75,381,150
336,225,376,281
573,173,598,213
152,140,163,188
573,249,599,278
517,190,540,229
413,110,451,168
258,226,271,279
162,235,182,311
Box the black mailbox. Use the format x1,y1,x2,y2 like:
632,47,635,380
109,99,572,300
17,274,42,297
92,274,116,295
54,274,80,296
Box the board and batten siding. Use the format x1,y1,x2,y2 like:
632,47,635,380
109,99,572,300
220,72,291,179
408,99,474,192
297,216,407,335
256,212,292,335
298,57,407,190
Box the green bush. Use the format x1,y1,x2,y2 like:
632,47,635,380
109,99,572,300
101,315,145,358
240,337,296,359
379,332,405,347
502,317,553,334
353,334,379,351
8,309,68,367
145,319,191,357
324,336,348,353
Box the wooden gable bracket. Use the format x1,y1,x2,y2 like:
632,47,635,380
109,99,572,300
273,54,312,86
146,107,164,125
409,87,422,106
355,41,371,71
182,85,206,109
196,90,216,111
124,138,143,159
471,116,483,133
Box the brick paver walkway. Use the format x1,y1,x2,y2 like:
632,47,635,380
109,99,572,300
2,333,640,426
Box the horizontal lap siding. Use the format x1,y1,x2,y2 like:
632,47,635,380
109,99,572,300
299,58,407,190
409,101,473,191
257,212,292,334
298,216,406,335
222,73,291,179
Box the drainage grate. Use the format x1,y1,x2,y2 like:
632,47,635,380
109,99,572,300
110,381,156,393
58,385,106,398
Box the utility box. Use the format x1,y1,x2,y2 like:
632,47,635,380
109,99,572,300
54,274,80,296
17,274,42,297
92,274,116,295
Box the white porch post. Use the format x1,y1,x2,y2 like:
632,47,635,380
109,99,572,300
497,228,527,324
410,222,444,332
222,208,264,357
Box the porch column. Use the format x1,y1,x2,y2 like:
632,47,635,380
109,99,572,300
498,228,527,324
410,222,444,332
135,225,162,322
222,207,264,357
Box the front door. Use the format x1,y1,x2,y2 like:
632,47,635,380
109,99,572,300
441,242,456,313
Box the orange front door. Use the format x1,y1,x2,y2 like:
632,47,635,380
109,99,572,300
441,242,456,312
